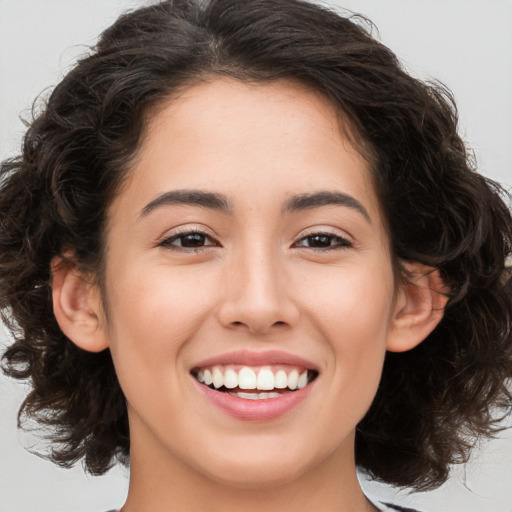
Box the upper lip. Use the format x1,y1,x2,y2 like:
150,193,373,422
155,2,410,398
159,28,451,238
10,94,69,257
191,349,318,371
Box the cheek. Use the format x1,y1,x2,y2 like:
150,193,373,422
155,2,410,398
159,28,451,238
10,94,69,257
297,262,393,419
104,263,219,385
299,259,395,343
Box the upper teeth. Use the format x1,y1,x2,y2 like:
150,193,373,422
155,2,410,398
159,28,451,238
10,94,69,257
195,366,310,391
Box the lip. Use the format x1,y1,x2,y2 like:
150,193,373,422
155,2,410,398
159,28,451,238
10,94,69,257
190,350,318,421
193,376,315,421
191,349,318,371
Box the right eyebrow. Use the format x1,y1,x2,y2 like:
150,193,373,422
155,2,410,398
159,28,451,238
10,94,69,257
139,189,233,219
283,190,371,224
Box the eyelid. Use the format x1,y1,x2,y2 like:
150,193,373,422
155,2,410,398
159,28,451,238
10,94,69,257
294,225,354,243
156,224,221,249
291,226,355,251
155,223,218,241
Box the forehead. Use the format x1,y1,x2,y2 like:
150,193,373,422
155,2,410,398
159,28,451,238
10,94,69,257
111,78,382,226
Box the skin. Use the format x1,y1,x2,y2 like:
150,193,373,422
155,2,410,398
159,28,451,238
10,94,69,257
52,78,447,511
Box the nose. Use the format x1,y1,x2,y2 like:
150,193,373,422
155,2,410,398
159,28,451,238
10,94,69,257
216,246,300,335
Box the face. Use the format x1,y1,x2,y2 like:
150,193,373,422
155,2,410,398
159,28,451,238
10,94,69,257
102,79,399,487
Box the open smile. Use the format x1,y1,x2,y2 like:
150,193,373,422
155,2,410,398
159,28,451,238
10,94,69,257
192,365,317,400
190,351,319,420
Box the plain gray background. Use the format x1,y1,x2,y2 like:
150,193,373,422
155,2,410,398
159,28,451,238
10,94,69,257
0,1,511,511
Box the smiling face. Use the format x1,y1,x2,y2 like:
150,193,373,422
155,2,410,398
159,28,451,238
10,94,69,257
67,78,409,492
96,79,399,488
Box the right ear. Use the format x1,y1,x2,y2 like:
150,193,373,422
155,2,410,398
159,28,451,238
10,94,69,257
51,256,109,352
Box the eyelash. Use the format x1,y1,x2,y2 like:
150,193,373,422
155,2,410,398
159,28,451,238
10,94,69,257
292,232,353,251
158,229,353,252
158,229,219,252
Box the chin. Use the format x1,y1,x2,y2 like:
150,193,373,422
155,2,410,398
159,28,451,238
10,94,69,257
192,448,317,490
204,464,309,490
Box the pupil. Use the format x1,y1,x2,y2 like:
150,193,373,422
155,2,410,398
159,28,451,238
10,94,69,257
309,235,331,247
183,234,205,247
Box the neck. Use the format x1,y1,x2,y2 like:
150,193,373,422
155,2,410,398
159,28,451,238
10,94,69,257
121,420,378,512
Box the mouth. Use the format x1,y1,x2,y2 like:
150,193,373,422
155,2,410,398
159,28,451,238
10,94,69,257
190,351,319,420
191,365,319,400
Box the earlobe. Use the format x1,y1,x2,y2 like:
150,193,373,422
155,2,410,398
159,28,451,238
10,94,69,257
386,262,449,353
51,257,109,353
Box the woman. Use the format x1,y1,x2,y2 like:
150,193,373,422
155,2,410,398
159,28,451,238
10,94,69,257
1,1,511,511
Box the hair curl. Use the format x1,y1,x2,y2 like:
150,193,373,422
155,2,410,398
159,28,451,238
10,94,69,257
1,0,511,491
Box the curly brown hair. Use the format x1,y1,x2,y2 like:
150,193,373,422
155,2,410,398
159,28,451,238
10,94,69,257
1,0,511,491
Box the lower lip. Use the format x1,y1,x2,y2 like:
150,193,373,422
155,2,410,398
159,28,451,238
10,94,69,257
193,379,314,421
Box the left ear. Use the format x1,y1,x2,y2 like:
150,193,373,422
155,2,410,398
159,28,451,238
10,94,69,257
387,262,449,353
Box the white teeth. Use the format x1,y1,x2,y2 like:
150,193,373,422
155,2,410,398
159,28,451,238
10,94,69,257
297,370,308,389
203,369,213,386
228,391,283,400
195,365,315,393
224,368,238,389
238,367,257,389
287,369,299,390
232,392,260,400
274,370,288,389
212,366,223,389
256,367,275,390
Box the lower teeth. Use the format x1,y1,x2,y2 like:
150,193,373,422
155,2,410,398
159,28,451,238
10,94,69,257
227,391,283,400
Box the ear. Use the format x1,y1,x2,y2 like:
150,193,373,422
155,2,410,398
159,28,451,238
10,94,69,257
386,262,449,353
51,256,109,353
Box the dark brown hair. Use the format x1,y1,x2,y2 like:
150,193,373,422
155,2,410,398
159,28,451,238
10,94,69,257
1,0,511,491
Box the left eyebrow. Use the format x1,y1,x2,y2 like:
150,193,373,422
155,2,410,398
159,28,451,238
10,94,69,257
139,189,233,218
283,191,371,224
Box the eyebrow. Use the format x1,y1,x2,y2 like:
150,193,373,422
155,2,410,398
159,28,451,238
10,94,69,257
139,188,370,223
283,191,371,223
140,189,233,218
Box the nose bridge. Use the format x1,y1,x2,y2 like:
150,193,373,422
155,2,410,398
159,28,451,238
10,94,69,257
217,238,298,334
240,243,280,305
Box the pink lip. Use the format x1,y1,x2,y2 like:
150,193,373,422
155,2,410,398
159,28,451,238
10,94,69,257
191,349,317,370
190,350,318,421
193,377,315,421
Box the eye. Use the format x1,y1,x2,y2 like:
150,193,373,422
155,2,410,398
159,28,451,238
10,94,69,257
158,230,220,251
293,232,352,251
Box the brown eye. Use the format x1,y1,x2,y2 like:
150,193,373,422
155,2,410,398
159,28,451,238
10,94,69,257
305,235,332,248
159,231,219,250
294,233,352,250
178,233,209,247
